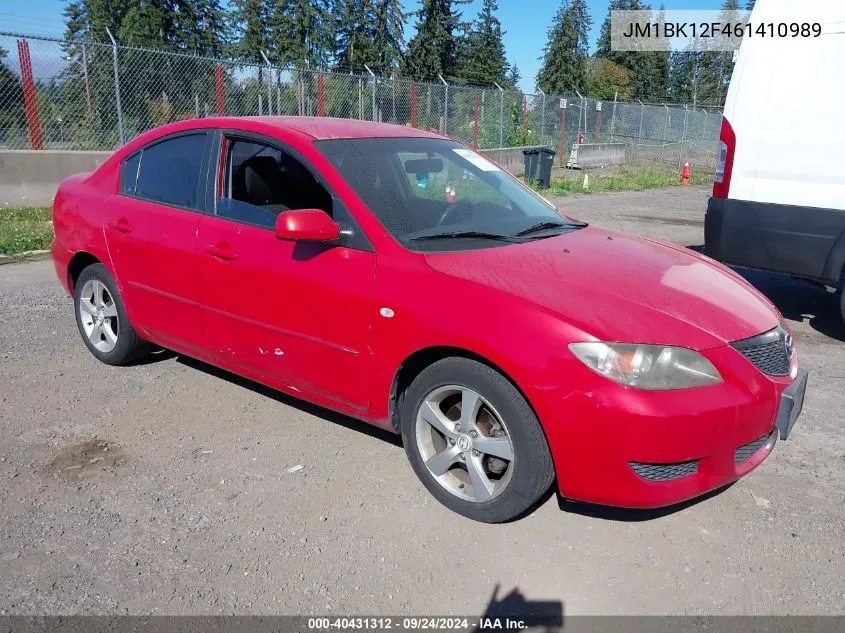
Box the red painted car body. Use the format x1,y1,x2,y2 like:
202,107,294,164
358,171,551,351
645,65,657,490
52,117,801,509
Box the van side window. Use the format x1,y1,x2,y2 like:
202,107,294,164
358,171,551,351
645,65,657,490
217,138,333,229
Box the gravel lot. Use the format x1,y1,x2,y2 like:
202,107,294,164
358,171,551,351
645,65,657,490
1,186,843,616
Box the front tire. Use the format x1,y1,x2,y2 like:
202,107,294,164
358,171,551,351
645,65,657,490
74,263,150,365
400,357,555,523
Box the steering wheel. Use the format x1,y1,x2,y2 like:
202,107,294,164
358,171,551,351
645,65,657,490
436,200,474,227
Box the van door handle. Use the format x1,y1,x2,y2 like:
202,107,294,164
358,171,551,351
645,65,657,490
204,243,239,261
108,218,134,233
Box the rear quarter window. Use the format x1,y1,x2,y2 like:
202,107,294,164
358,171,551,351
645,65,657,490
120,152,141,195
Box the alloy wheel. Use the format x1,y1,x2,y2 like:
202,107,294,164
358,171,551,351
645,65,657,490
415,385,515,503
78,279,119,353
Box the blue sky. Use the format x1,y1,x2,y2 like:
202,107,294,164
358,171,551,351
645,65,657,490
2,0,726,92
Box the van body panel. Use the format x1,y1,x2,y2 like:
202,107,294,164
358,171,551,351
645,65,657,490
705,0,845,285
706,197,845,283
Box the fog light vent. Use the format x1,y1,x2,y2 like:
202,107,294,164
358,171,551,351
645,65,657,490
630,460,698,482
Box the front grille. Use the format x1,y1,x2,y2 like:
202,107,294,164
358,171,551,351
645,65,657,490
734,434,770,465
630,460,698,482
731,325,792,376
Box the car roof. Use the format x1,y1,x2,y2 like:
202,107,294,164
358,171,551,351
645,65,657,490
139,116,445,142
247,117,445,140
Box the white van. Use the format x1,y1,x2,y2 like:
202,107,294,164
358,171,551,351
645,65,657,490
704,0,845,322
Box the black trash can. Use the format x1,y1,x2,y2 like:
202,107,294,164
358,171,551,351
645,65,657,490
522,147,556,188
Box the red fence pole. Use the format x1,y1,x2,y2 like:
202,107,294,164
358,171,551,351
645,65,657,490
594,103,602,143
410,82,417,128
522,96,528,132
558,105,567,167
473,93,479,150
214,64,225,116
317,73,326,117
17,40,43,150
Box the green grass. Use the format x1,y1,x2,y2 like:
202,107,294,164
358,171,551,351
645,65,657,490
537,169,714,196
0,207,54,256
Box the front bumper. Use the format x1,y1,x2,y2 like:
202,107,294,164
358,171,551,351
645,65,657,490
529,344,804,509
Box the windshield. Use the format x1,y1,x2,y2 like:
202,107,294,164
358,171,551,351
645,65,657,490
313,137,585,251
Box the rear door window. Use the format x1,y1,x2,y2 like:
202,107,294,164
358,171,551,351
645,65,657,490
134,133,208,209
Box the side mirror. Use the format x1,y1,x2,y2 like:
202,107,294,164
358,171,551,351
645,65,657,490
274,209,340,242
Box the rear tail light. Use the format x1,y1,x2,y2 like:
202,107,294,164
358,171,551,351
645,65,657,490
712,117,735,199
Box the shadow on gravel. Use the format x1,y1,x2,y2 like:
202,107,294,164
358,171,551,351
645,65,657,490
687,245,845,342
557,483,734,522
473,584,564,631
175,355,404,449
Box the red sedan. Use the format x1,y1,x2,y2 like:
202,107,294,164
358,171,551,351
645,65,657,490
51,117,808,523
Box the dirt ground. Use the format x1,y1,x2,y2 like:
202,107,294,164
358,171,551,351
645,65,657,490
1,186,843,616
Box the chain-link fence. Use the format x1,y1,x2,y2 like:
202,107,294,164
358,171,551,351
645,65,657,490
1,31,722,173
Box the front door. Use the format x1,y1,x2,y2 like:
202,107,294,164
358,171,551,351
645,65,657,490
196,135,377,412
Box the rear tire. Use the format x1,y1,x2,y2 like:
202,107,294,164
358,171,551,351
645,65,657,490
399,357,555,523
74,263,150,366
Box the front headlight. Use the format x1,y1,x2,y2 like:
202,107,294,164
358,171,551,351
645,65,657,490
569,342,722,390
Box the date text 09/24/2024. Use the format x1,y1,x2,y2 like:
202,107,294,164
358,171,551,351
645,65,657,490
307,617,532,631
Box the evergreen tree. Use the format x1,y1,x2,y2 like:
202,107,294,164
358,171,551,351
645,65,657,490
745,0,756,10
190,0,229,54
696,0,738,105
536,0,592,94
595,0,625,57
667,48,702,103
0,46,23,128
268,0,336,68
372,0,406,72
452,0,508,86
63,0,132,42
505,63,521,89
116,1,169,47
402,0,466,81
596,0,670,101
335,0,377,72
231,0,269,62
644,4,669,101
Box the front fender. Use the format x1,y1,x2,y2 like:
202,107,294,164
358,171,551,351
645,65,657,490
368,255,588,423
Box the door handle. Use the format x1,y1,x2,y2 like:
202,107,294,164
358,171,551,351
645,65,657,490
204,243,239,261
108,218,134,233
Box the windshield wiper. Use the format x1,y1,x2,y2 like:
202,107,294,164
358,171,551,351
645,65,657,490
408,231,523,243
513,221,570,237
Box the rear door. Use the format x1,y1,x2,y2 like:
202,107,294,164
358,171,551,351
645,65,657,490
104,132,211,355
196,132,377,413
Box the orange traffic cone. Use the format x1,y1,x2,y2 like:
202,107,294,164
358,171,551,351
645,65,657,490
680,161,690,185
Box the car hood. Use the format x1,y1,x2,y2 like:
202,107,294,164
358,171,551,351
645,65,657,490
423,227,780,349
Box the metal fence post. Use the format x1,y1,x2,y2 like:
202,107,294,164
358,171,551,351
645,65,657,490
662,104,670,163
105,27,124,146
538,89,546,145
81,43,93,117
365,65,376,122
638,100,645,142
575,91,584,140
260,51,273,115
493,82,504,147
679,105,689,170
438,74,448,136
610,91,617,142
